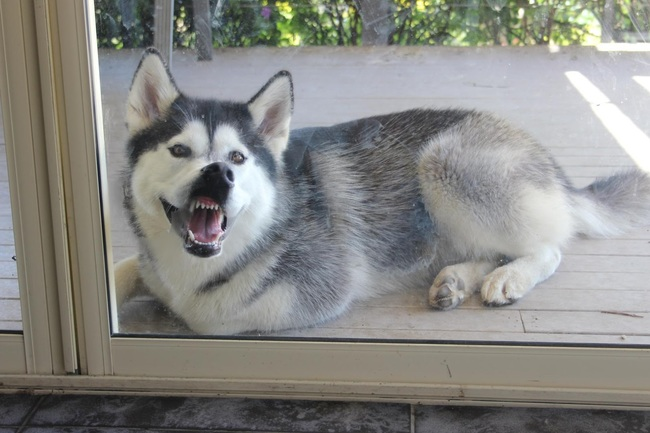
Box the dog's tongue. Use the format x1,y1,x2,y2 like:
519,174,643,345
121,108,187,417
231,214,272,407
189,202,223,244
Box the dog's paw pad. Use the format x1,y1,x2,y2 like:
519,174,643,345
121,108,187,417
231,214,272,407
429,273,465,310
480,268,526,307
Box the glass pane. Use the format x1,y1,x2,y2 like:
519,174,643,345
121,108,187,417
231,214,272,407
0,102,21,332
96,0,650,344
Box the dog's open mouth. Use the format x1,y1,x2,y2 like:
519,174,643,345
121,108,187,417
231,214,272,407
161,196,228,257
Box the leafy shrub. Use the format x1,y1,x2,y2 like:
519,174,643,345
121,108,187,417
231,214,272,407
94,0,649,49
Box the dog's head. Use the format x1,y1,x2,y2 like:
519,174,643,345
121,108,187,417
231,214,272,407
125,48,293,258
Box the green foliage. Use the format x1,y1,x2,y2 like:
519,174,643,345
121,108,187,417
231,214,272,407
211,1,283,46
210,1,360,47
616,0,650,42
287,1,361,46
95,0,196,49
389,0,605,46
94,0,649,49
95,0,153,48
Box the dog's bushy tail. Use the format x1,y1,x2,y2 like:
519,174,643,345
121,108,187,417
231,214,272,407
571,169,650,238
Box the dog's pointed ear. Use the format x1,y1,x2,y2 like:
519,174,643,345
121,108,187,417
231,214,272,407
126,48,180,134
247,71,294,159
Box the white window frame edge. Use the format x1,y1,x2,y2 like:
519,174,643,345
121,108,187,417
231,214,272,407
0,0,75,375
2,0,649,408
44,0,113,376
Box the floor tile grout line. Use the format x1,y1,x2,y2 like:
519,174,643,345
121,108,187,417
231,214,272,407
410,404,416,433
16,395,48,433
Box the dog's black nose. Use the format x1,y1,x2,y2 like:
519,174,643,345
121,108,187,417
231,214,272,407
201,162,234,188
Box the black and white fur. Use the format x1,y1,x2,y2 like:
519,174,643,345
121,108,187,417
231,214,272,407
115,48,650,335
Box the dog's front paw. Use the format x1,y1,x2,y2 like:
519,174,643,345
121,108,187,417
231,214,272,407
429,269,466,310
114,255,143,306
480,267,528,306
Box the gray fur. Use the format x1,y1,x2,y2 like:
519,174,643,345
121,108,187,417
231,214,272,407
572,170,650,237
114,49,650,335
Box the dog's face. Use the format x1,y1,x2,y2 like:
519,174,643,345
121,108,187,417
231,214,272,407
125,49,293,258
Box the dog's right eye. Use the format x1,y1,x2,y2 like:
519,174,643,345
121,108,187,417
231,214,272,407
169,144,191,158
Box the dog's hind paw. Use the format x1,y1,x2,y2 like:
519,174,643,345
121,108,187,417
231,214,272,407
430,261,498,310
480,267,526,306
429,271,466,310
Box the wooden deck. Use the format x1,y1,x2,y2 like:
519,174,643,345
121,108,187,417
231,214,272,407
4,46,650,344
0,141,19,331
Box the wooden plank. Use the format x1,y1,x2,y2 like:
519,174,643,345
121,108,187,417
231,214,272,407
0,229,16,245
0,299,21,321
117,296,650,344
559,255,650,273
550,146,632,157
521,311,650,336
0,280,19,299
566,239,650,256
367,286,650,313
0,276,18,291
0,216,16,230
371,282,650,319
111,246,136,263
552,155,637,167
118,295,524,335
117,292,650,343
515,289,650,313
305,305,524,333
0,246,16,262
577,226,650,240
0,189,14,201
0,261,17,279
109,229,138,247
544,271,650,291
563,166,638,179
0,321,22,331
280,328,650,345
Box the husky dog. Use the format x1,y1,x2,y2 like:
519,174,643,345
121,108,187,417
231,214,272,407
115,48,650,335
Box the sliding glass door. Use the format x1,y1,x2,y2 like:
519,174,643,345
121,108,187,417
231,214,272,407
0,0,649,407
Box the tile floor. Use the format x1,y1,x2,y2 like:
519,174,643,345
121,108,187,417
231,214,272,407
1,394,649,432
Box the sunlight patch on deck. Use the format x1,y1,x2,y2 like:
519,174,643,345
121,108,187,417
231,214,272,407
565,71,650,172
633,76,650,94
597,43,650,52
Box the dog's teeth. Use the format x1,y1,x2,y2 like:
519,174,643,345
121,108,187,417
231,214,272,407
192,201,220,211
188,230,195,243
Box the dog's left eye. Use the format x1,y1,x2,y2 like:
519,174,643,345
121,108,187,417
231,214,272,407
229,151,246,165
169,144,191,158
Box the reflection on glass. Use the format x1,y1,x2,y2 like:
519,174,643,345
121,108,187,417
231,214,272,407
0,105,21,332
97,1,650,344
